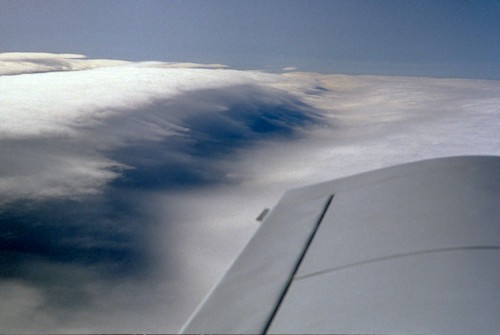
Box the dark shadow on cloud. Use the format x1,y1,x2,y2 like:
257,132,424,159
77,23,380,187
0,191,149,279
0,188,180,318
0,84,323,323
304,85,330,96
0,84,322,279
110,85,322,190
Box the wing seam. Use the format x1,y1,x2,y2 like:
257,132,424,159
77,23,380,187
294,245,500,281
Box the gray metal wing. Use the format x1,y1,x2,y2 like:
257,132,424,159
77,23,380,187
181,156,500,334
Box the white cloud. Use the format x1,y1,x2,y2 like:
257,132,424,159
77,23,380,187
0,52,231,76
1,53,500,333
0,65,275,139
0,52,129,75
236,73,500,190
0,56,300,203
0,53,87,60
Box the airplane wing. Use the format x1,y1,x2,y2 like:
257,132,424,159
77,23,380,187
181,156,500,334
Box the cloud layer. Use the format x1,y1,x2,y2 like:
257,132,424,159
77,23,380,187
1,53,499,332
0,56,312,203
0,52,228,76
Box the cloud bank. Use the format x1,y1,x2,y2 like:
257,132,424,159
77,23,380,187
0,52,227,76
1,53,499,333
0,55,314,203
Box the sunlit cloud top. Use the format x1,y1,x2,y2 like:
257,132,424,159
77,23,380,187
0,53,319,203
1,53,500,333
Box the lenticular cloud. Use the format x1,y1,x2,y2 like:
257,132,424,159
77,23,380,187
1,53,500,333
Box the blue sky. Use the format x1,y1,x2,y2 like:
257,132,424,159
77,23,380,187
1,0,499,79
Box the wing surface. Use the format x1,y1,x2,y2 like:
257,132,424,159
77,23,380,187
182,156,500,334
